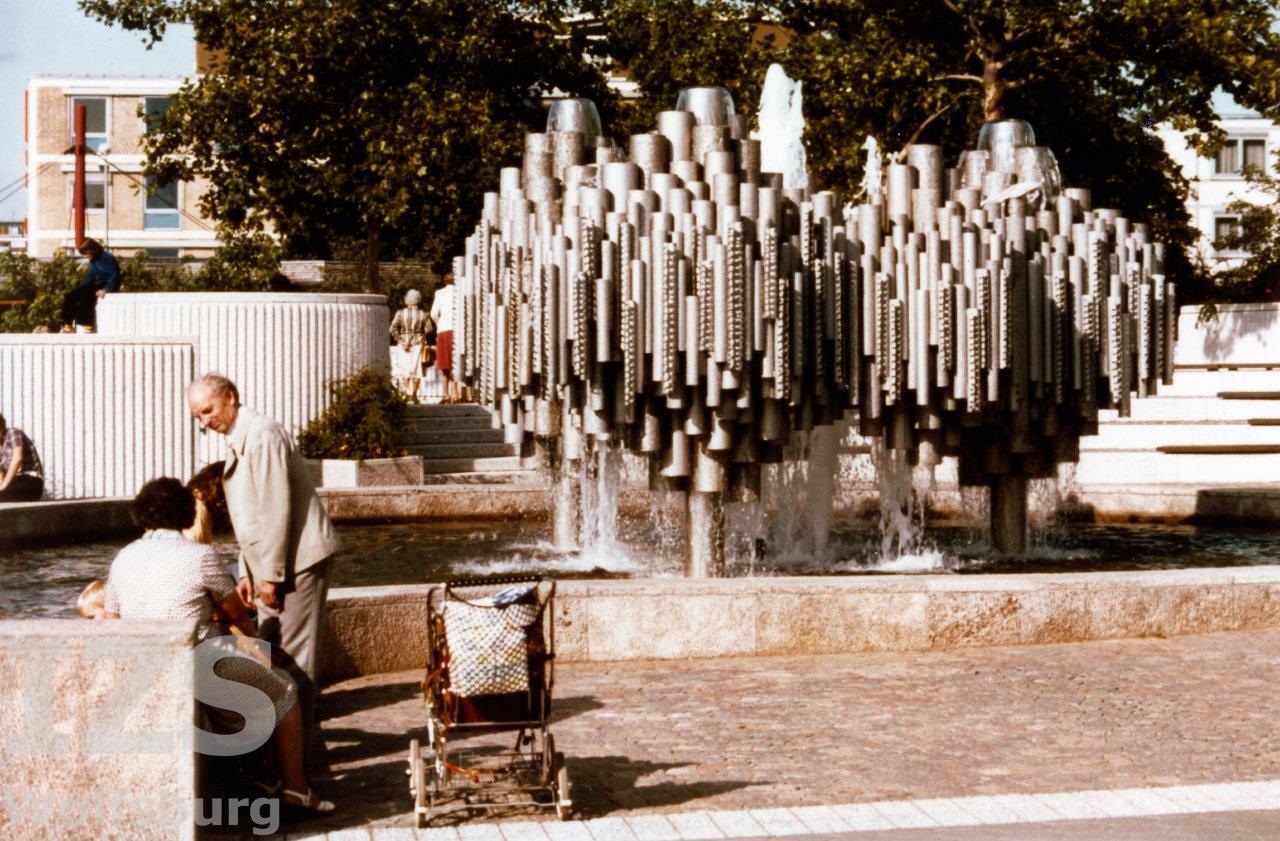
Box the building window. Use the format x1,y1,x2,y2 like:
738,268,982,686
1212,214,1247,256
1214,138,1268,176
143,97,172,133
144,177,181,229
66,173,107,211
69,97,108,153
145,247,180,260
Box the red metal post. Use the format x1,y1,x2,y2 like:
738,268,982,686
73,104,86,249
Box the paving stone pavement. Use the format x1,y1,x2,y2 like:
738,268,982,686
280,629,1280,836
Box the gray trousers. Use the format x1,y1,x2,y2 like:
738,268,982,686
256,557,331,756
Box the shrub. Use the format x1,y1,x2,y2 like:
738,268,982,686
296,367,408,460
0,252,81,332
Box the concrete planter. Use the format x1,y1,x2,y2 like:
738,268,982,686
306,455,423,488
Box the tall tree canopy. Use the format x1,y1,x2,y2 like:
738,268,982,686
79,0,615,290
593,0,1280,292
780,0,1280,292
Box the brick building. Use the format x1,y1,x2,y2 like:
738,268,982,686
24,76,219,259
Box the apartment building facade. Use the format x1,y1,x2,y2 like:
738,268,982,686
1158,111,1280,269
24,76,219,260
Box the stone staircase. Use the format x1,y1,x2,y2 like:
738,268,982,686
396,403,540,481
1075,367,1280,487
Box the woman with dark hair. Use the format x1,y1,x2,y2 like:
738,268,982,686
103,477,335,814
60,238,121,331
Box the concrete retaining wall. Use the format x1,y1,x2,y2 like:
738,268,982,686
318,567,1280,683
98,292,389,466
0,336,195,499
0,619,196,840
1174,302,1280,367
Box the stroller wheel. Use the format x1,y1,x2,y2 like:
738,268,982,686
555,752,572,820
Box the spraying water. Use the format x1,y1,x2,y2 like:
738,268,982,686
755,63,808,190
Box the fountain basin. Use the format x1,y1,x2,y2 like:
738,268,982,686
320,567,1280,681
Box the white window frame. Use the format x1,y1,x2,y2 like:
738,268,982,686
1212,136,1269,179
68,96,109,153
65,173,108,212
144,176,182,230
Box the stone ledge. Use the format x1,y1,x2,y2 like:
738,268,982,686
318,567,1280,683
0,497,135,547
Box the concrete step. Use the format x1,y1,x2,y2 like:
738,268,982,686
405,403,494,419
1082,422,1280,450
395,427,506,446
1157,443,1280,455
1219,390,1280,400
402,414,498,432
420,455,524,475
420,470,547,486
1076,450,1280,485
1099,396,1280,422
404,442,517,460
1159,368,1280,396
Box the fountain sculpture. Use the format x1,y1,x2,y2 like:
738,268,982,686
449,80,1174,574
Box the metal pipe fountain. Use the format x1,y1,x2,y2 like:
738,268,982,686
451,95,1173,570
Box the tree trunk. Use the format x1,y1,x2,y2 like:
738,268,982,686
363,221,382,294
982,58,1007,122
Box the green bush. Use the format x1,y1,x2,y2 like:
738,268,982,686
0,252,81,333
296,367,408,460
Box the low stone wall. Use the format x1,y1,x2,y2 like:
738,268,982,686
0,619,196,840
1175,302,1280,367
0,497,134,547
318,567,1280,683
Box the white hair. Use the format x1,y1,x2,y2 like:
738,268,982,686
404,289,422,306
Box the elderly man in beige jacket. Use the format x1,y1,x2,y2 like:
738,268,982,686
187,372,339,752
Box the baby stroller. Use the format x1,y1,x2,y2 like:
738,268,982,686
407,576,572,826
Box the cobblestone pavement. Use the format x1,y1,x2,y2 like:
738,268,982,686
288,629,1280,835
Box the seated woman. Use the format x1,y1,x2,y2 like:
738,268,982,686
101,477,335,814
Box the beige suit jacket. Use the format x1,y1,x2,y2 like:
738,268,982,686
222,406,339,585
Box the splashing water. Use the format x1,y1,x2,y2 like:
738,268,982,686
755,63,808,191
874,443,938,566
579,441,624,557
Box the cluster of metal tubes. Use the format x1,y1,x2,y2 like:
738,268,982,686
451,108,1174,508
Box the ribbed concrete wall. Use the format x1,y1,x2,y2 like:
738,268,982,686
0,336,195,499
99,293,389,465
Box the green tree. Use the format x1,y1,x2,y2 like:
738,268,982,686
760,0,1280,292
79,0,616,292
586,0,776,134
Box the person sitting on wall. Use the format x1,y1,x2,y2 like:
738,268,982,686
0,412,45,501
98,477,336,814
60,237,120,332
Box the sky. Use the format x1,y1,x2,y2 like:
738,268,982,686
0,0,195,219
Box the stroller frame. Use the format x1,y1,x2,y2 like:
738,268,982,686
407,576,572,826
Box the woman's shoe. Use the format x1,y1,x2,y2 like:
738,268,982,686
282,787,335,814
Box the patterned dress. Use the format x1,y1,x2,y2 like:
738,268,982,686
104,529,296,730
390,305,434,382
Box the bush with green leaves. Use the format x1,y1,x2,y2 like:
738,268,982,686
296,367,408,460
0,252,82,332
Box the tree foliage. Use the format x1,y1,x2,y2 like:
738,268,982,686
79,0,616,291
585,0,775,135
778,1,1280,294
